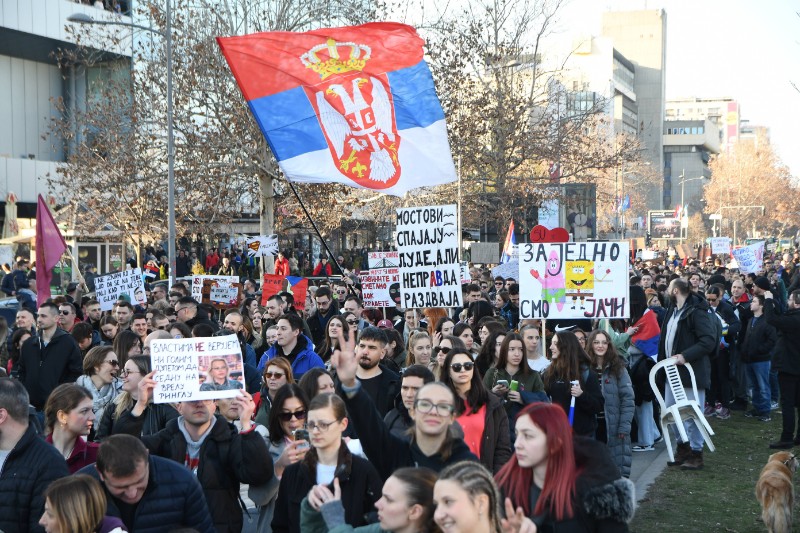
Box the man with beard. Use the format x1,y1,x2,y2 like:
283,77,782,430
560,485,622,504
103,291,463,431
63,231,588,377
345,326,400,417
83,299,103,332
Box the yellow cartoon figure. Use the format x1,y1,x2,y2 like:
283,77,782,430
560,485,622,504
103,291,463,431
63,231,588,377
565,260,595,311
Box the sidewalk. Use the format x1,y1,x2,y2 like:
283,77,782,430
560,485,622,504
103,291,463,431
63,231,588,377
629,439,670,502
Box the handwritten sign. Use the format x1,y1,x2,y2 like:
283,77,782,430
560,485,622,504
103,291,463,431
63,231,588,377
491,260,518,281
192,275,238,301
359,268,400,307
201,279,242,309
151,334,243,403
396,205,463,309
711,237,732,255
519,241,630,319
260,274,309,312
246,234,279,257
368,251,399,269
94,268,146,311
731,241,764,274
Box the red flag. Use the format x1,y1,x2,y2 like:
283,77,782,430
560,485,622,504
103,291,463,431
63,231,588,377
36,194,67,303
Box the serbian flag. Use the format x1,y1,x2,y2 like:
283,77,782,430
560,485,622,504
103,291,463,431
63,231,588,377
217,23,457,196
35,194,67,303
500,220,516,264
631,308,661,358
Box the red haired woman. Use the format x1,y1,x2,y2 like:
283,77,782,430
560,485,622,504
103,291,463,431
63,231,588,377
495,403,636,531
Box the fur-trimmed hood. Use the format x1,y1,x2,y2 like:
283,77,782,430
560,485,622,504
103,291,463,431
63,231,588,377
582,477,637,524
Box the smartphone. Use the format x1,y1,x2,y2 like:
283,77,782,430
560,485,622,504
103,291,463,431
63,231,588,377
293,429,310,451
496,380,509,388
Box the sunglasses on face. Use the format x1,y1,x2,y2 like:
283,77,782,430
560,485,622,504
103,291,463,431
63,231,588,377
450,362,475,372
59,310,72,315
277,410,307,422
434,346,452,355
264,372,285,379
104,360,119,367
346,319,358,325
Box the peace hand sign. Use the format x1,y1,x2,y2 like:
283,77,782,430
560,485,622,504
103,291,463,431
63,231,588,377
331,330,358,388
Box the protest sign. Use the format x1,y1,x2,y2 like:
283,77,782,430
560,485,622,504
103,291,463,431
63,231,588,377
359,268,400,307
368,251,399,268
246,234,279,257
261,274,309,312
519,241,630,319
151,334,244,403
396,205,463,309
460,262,470,284
711,237,732,255
94,268,146,311
201,279,242,309
191,275,238,301
491,260,518,281
731,241,764,274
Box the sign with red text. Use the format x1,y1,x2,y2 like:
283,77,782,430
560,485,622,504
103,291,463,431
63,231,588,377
359,268,400,307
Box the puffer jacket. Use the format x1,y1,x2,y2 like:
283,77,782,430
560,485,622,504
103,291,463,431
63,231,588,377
597,366,635,478
258,334,325,380
80,456,214,533
114,413,273,533
0,424,69,533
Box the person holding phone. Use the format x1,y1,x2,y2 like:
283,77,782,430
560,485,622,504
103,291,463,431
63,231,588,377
271,393,381,533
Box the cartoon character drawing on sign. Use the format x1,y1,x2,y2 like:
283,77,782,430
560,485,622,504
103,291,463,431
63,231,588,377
565,259,595,311
530,250,566,311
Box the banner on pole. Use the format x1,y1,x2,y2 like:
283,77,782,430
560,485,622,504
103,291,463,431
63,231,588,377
396,205,462,309
246,234,279,257
731,241,764,274
192,275,238,302
95,268,146,311
710,237,731,255
151,335,244,403
519,241,630,319
359,268,400,307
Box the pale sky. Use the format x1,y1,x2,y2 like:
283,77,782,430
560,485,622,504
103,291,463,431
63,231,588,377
556,0,800,177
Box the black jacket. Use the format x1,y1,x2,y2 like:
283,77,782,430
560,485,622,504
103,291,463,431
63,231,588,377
529,437,635,533
335,364,399,418
658,293,717,389
95,402,179,442
80,455,215,533
307,304,340,347
383,394,413,438
342,384,478,481
475,392,512,474
0,424,69,533
764,299,800,375
545,366,604,438
186,307,220,332
740,315,777,364
114,413,273,532
17,329,83,410
271,448,382,533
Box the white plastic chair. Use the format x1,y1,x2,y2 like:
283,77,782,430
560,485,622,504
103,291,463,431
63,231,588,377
649,358,715,462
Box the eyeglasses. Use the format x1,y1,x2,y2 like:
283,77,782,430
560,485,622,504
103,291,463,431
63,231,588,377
414,399,454,416
449,361,474,372
277,410,307,422
104,360,120,367
706,298,718,303
434,346,452,355
346,319,358,325
120,369,141,377
264,372,285,379
495,282,503,286
307,419,341,432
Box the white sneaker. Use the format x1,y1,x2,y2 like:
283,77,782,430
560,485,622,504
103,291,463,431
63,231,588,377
632,444,655,452
771,401,780,410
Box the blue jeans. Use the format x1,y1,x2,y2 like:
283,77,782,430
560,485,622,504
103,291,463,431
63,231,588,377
665,387,707,452
635,401,661,446
745,361,771,414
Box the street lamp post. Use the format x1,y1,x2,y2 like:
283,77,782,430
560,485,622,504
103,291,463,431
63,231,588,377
68,3,176,285
677,170,706,241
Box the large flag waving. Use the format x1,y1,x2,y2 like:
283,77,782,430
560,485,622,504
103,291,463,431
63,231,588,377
35,194,67,303
217,23,457,196
500,220,516,264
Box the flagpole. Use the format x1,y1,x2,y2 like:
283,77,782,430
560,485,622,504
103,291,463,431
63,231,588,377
284,181,350,288
64,248,90,293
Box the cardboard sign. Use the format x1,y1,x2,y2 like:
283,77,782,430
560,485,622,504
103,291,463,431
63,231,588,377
519,241,630,319
368,251,399,268
491,260,518,281
191,275,238,302
711,237,731,255
151,335,244,403
359,268,400,307
731,241,764,274
201,279,242,309
246,234,279,257
261,274,309,312
396,205,463,309
94,268,146,311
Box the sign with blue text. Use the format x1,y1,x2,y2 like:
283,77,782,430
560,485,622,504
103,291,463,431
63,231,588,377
519,241,630,319
396,204,462,309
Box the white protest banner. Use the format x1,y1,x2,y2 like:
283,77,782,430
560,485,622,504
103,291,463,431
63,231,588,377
359,268,400,307
641,250,658,260
246,234,279,257
396,205,463,309
209,285,239,305
191,275,238,301
731,241,764,274
368,251,399,268
151,334,244,403
519,241,630,319
711,237,732,255
460,262,470,284
491,260,518,281
94,268,146,311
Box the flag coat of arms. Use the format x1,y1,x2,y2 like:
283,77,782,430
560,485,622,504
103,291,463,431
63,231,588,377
217,23,457,196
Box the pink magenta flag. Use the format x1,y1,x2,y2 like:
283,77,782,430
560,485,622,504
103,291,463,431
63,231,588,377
36,195,67,303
